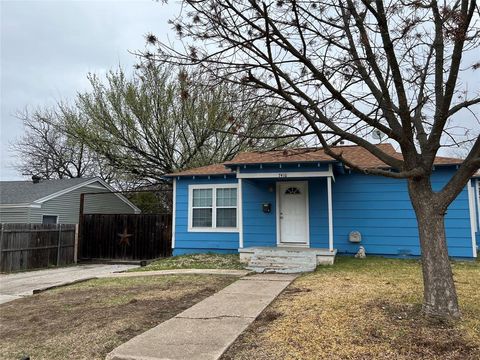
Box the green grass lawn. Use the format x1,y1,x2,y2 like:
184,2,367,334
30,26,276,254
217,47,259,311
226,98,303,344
132,253,245,271
222,256,480,360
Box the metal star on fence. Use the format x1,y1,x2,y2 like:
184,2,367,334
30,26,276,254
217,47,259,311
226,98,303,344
118,227,133,246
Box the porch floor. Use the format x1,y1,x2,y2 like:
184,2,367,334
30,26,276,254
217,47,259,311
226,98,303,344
239,246,337,273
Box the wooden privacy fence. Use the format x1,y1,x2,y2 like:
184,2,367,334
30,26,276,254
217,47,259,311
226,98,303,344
0,223,77,273
80,214,171,260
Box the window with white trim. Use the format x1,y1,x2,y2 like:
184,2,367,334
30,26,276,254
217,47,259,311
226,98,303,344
189,185,238,231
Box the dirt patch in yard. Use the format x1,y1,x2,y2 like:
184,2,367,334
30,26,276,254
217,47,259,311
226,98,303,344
222,257,480,360
0,274,238,360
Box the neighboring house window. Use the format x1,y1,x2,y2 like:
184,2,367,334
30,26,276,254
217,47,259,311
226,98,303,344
189,185,238,231
42,215,58,224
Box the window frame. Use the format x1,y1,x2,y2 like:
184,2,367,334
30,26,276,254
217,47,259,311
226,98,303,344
188,184,239,232
42,214,59,224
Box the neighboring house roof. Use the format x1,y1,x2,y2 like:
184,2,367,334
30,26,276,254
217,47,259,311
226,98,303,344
0,177,140,213
0,177,92,205
166,143,464,177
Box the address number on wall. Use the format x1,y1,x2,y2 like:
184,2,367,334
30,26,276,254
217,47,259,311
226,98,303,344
278,173,288,178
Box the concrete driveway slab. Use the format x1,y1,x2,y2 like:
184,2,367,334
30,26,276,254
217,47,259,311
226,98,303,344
0,264,137,304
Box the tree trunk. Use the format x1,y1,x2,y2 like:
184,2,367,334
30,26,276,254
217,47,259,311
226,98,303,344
408,177,461,320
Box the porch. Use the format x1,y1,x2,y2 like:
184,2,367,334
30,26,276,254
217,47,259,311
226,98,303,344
239,247,337,273
238,163,336,252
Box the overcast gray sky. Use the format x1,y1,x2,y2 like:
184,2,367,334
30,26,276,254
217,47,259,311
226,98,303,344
1,1,478,181
0,0,178,180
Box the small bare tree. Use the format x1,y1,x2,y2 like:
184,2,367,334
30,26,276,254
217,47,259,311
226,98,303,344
148,0,480,319
11,108,112,180
66,65,293,183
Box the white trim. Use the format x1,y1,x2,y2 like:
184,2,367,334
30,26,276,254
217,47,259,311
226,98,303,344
34,177,141,214
276,181,310,247
328,164,335,182
172,178,177,250
237,170,333,179
0,203,41,209
327,176,334,252
238,178,244,248
476,179,480,228
467,180,477,257
276,182,280,246
187,183,239,233
35,178,104,203
84,184,106,189
42,214,59,224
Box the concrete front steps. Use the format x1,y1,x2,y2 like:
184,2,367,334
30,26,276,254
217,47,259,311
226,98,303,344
239,247,337,273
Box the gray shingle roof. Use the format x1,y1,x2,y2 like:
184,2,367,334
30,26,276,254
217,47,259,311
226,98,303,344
0,178,96,205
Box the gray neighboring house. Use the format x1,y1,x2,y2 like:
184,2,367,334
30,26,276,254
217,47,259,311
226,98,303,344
0,177,140,224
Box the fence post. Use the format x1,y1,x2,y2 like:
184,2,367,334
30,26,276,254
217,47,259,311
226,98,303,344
74,224,79,263
78,193,85,261
56,224,62,266
0,224,4,272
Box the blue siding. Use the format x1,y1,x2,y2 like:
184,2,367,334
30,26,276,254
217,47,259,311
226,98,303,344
173,176,239,255
332,168,472,258
243,179,277,247
172,166,475,258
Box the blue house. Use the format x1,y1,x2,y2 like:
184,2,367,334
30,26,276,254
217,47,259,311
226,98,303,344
165,144,479,271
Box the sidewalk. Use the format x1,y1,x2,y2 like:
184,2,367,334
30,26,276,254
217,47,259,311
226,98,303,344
106,273,297,360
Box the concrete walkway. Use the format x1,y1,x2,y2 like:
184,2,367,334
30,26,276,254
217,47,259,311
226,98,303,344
0,264,137,304
106,273,297,360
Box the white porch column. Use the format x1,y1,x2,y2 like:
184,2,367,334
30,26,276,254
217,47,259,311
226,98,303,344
238,178,244,248
327,176,334,252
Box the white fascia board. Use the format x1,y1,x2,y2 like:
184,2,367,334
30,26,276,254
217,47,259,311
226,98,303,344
236,170,333,179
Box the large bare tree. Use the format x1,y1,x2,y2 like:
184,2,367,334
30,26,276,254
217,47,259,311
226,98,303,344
147,0,480,319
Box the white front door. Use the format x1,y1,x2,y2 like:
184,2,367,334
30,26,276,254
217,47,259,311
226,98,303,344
278,181,309,245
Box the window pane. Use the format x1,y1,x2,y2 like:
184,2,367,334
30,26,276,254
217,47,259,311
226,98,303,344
216,208,237,227
192,208,212,227
42,215,58,224
216,188,237,207
193,189,212,207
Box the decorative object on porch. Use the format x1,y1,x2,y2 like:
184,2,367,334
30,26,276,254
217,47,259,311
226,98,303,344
355,246,366,259
349,231,362,243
